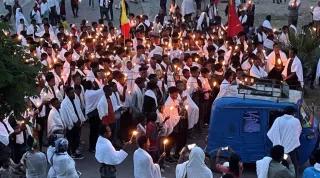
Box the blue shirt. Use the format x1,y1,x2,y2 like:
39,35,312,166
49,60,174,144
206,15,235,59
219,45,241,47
303,167,320,178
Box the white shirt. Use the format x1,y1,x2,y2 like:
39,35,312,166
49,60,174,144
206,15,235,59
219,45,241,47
95,136,128,165
84,89,104,114
0,119,14,145
313,6,320,21
40,2,50,16
282,56,304,87
267,114,302,153
47,107,65,135
181,0,196,16
250,65,268,79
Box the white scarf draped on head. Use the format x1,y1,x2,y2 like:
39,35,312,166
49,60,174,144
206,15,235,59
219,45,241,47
60,95,86,130
176,147,213,178
289,0,301,6
144,89,158,107
15,8,28,33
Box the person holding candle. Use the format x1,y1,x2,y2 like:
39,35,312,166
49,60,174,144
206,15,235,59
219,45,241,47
163,86,188,160
95,125,128,178
266,43,288,81
282,47,304,90
250,54,268,79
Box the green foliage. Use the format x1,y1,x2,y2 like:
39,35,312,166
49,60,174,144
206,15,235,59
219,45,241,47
0,22,40,117
288,28,320,73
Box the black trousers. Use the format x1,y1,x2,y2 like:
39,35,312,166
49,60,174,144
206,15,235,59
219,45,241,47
37,116,47,151
88,109,100,151
160,0,167,14
71,3,79,17
12,143,26,163
4,4,12,20
66,125,81,154
49,6,58,26
165,120,188,157
289,148,299,178
100,7,109,20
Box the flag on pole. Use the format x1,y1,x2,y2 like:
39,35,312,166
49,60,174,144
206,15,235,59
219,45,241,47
227,0,243,37
120,0,130,39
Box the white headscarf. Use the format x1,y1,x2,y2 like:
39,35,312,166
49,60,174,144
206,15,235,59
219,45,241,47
15,8,28,33
289,0,301,6
176,147,213,178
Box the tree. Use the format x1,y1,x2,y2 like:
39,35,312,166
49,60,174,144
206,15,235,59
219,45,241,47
0,22,40,117
288,27,320,77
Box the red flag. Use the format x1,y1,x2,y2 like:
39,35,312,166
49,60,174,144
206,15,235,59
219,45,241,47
227,0,243,37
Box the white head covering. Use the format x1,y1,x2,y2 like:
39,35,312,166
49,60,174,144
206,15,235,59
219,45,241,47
289,0,301,6
15,8,28,32
180,147,213,178
262,20,272,30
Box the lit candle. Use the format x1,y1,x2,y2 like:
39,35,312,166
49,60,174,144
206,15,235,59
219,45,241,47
213,81,217,87
185,105,189,110
130,130,138,142
277,58,282,65
163,139,169,152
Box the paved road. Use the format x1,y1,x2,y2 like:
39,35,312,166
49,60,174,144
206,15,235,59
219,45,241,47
75,124,258,178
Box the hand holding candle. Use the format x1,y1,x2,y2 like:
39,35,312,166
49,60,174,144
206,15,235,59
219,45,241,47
129,130,138,143
163,138,169,153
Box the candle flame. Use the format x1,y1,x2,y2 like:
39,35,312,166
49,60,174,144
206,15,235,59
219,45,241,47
163,139,169,145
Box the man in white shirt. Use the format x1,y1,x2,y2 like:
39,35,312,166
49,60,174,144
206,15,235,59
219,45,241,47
84,81,105,152
47,98,65,136
40,0,50,19
133,135,164,178
266,43,288,81
0,115,14,169
96,125,128,178
282,47,304,89
60,87,86,159
267,106,302,175
250,54,268,79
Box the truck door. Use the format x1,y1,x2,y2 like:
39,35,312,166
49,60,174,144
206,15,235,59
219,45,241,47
240,109,267,162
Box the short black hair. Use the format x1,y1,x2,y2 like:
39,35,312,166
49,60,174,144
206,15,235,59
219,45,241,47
137,135,148,148
283,106,296,115
135,77,145,85
99,124,108,136
147,112,158,122
45,72,55,82
271,145,284,162
168,86,179,94
64,86,74,95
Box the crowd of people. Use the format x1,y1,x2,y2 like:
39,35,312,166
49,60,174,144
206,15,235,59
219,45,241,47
1,0,320,177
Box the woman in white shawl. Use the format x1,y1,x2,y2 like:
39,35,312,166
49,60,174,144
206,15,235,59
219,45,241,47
15,8,28,34
49,138,79,178
176,146,213,178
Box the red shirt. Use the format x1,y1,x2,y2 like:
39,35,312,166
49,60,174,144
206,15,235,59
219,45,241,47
146,121,159,151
